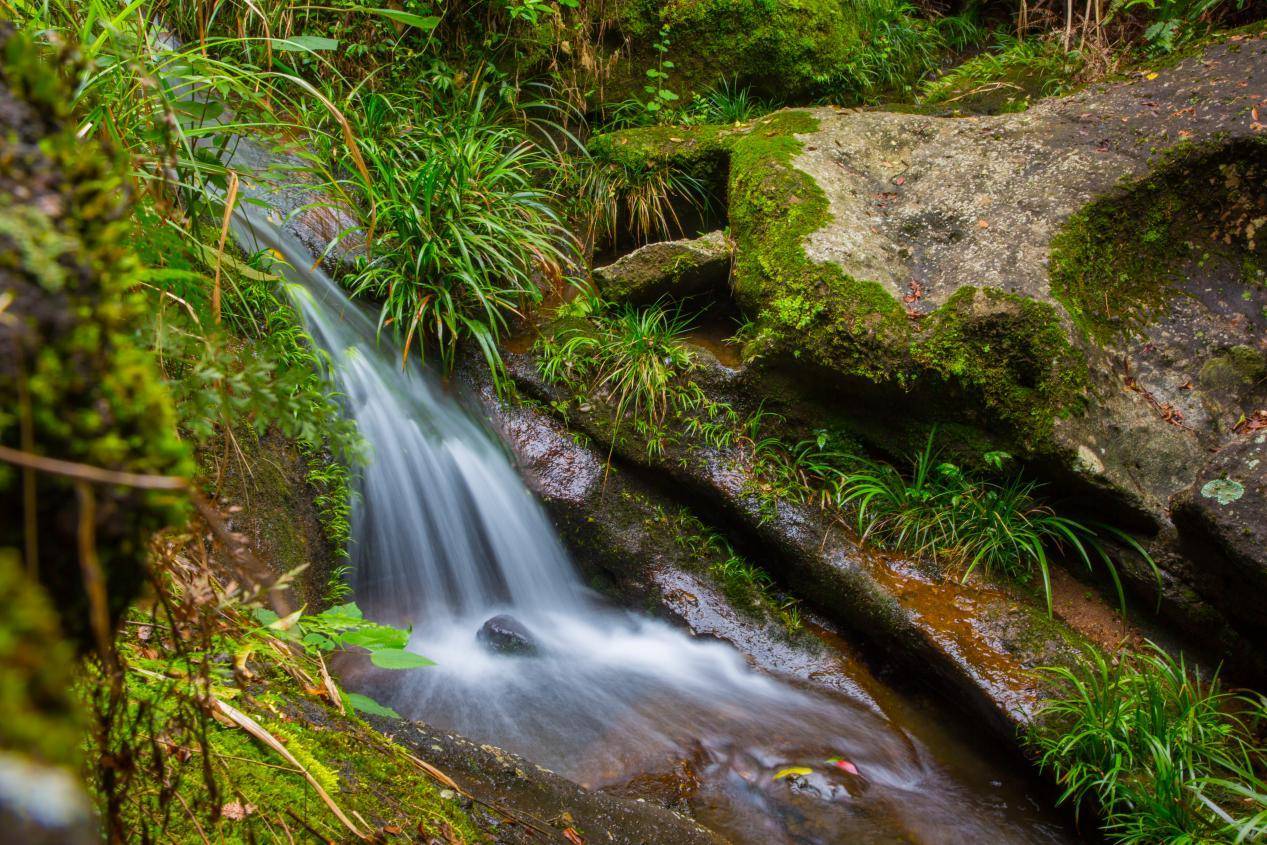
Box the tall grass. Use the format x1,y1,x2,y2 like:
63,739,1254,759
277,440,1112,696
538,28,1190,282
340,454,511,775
834,433,1157,614
329,82,572,376
1032,644,1267,842
537,301,696,431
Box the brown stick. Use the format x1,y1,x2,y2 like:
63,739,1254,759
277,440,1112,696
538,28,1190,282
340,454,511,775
0,444,188,489
75,481,115,666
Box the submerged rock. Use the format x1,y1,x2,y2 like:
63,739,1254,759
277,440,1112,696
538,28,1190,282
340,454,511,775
478,614,540,656
594,230,732,305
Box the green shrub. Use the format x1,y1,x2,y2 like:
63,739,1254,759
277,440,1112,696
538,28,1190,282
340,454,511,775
834,433,1157,614
338,83,573,376
1032,644,1267,842
537,301,696,432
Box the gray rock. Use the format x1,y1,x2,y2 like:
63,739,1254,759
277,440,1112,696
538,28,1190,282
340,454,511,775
1174,431,1267,638
478,614,540,656
594,230,731,304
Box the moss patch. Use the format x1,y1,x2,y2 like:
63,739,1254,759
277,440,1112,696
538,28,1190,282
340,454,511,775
0,29,192,644
0,548,83,767
1049,139,1267,345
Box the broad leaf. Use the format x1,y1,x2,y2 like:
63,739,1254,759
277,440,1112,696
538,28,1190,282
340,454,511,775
369,648,436,669
346,692,401,719
362,8,441,30
270,36,340,52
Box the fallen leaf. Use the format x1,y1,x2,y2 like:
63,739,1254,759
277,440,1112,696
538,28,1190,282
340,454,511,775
827,757,860,775
383,824,403,835
774,766,813,780
977,219,989,229
564,827,586,845
1145,72,1159,80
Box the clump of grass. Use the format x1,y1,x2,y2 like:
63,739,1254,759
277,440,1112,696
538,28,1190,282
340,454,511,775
1032,644,1267,842
565,154,709,251
334,82,573,376
537,301,696,432
834,433,1157,614
685,77,772,124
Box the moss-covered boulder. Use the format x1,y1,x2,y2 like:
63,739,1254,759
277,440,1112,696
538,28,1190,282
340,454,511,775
0,28,191,647
595,230,732,303
588,34,1267,670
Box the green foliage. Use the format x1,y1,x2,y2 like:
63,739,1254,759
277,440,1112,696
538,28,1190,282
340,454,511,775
816,0,947,101
834,432,1158,615
1108,0,1238,54
1032,643,1267,842
564,150,710,250
921,35,1084,113
252,602,435,675
537,301,697,433
331,82,573,377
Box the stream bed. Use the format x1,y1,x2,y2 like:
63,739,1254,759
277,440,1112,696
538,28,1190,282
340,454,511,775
233,172,1079,845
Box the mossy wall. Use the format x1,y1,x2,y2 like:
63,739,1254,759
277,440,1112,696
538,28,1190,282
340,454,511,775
0,27,192,645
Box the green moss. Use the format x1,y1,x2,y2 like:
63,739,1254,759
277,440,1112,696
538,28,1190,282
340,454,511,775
727,110,1085,450
913,287,1089,446
106,650,486,844
1199,345,1267,391
1050,139,1267,344
0,548,83,767
0,29,193,644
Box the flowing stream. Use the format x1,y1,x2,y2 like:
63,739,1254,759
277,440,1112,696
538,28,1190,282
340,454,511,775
229,194,1076,844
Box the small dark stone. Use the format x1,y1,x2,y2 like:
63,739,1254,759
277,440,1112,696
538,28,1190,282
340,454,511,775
477,614,539,656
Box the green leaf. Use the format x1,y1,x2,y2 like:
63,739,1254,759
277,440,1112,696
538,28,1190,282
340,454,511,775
346,692,401,719
270,35,340,52
342,625,409,651
369,648,436,669
362,7,441,30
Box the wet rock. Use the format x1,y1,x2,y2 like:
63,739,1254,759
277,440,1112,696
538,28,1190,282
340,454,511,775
594,230,731,305
478,614,540,656
378,719,726,845
1173,433,1267,639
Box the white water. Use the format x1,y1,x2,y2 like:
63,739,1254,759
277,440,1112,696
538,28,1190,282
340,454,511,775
229,200,1072,844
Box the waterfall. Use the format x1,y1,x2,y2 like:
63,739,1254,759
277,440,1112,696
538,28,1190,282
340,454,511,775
228,195,1070,845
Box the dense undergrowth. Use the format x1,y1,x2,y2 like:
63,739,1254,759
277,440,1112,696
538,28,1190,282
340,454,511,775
535,300,1157,616
3,0,1265,841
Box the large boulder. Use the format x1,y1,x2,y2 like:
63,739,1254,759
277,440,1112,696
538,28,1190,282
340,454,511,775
588,34,1267,669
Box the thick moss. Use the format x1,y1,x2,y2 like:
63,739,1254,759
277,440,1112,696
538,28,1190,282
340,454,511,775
0,549,83,767
1049,139,1267,344
912,288,1089,445
0,28,192,645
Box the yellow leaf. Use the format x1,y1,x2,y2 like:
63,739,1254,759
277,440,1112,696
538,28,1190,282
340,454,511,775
1145,72,1158,80
774,766,813,780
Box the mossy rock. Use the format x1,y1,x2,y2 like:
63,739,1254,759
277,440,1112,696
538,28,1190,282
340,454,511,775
589,35,1267,668
0,27,192,645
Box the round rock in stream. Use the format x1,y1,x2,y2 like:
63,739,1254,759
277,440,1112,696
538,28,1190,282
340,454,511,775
477,614,540,656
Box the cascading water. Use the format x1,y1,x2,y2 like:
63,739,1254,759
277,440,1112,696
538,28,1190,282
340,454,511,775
229,198,1074,844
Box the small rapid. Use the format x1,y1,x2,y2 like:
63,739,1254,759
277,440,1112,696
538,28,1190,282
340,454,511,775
230,200,1073,844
